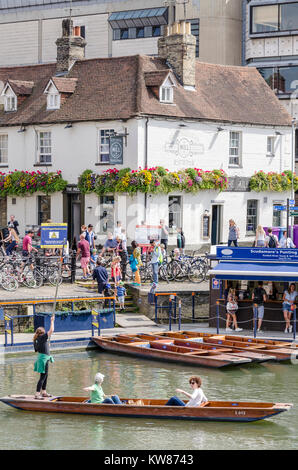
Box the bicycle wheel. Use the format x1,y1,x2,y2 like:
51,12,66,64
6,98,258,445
167,260,183,281
1,276,19,291
188,261,206,283
159,264,169,283
48,268,63,286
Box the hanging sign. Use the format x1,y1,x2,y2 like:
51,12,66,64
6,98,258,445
109,136,123,164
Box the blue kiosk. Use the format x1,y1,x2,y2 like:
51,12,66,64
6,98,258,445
209,246,298,337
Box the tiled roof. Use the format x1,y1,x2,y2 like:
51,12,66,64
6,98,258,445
0,55,292,127
7,79,34,95
51,77,78,94
144,70,171,87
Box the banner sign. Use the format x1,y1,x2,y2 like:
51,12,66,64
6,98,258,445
109,136,123,164
40,223,68,249
216,246,298,263
135,224,162,245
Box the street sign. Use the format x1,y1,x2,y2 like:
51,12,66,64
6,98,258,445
290,212,298,217
40,223,68,249
290,199,295,206
273,205,286,211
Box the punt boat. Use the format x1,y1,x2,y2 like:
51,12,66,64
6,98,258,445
154,331,298,362
92,335,257,368
111,333,276,363
0,395,292,423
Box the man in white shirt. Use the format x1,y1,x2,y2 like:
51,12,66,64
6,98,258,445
279,230,296,248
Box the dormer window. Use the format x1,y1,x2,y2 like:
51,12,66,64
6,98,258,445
44,77,77,110
1,84,17,112
159,75,176,103
144,70,176,104
1,80,34,112
44,80,61,110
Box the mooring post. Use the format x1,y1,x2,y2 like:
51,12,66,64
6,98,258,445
216,301,220,334
169,299,172,331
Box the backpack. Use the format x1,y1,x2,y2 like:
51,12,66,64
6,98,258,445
268,235,277,248
158,248,163,265
254,288,264,304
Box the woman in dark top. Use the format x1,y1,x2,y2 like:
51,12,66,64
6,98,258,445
33,314,55,399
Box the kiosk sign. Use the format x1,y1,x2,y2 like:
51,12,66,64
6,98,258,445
216,247,298,263
40,223,68,249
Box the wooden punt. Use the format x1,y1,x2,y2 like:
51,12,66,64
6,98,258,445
0,395,292,423
116,333,276,363
158,331,295,348
154,331,298,362
91,335,254,368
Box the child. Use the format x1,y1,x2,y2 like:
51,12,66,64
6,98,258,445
116,281,126,311
111,256,122,285
177,228,185,254
226,290,242,332
160,244,167,263
90,248,98,268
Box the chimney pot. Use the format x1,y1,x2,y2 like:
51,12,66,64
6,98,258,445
56,19,86,74
158,21,196,89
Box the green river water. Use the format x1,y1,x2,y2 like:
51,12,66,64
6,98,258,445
0,350,297,450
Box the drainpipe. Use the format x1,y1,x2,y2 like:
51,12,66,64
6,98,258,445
144,117,149,217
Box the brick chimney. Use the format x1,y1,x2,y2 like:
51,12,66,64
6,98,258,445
56,19,86,74
158,21,196,89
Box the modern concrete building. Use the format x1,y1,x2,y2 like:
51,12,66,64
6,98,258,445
244,0,298,162
0,0,242,67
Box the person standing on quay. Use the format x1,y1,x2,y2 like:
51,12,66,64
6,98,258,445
160,219,169,251
76,233,91,279
227,219,239,247
150,239,162,285
254,225,266,247
33,314,55,399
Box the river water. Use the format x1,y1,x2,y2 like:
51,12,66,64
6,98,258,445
0,350,297,450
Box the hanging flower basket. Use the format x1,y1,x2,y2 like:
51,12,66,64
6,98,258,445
78,167,229,196
0,170,68,197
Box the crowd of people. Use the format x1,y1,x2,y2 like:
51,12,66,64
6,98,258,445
228,219,296,248
224,281,296,334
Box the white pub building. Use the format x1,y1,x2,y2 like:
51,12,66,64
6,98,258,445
0,19,293,248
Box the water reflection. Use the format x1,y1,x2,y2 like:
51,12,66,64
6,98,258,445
0,350,297,450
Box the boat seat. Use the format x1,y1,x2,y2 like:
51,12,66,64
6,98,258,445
127,399,144,406
199,401,209,407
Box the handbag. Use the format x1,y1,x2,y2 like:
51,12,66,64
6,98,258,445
129,254,138,272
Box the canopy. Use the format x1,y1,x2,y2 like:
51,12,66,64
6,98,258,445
210,262,298,282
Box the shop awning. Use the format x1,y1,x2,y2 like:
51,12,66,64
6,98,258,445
210,262,298,282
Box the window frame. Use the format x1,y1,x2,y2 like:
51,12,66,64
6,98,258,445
47,92,60,110
4,95,17,112
99,195,115,234
168,195,182,232
160,86,174,104
250,2,298,35
229,131,242,167
98,129,115,164
267,136,276,156
0,134,8,165
246,199,258,235
37,130,52,165
37,195,51,225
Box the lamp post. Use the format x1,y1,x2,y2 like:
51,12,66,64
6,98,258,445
291,118,297,239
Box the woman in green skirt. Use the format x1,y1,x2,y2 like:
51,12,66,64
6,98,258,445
33,314,55,399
